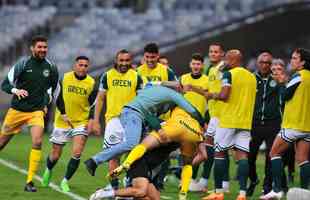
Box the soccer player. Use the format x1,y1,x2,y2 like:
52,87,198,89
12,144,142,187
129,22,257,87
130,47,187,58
84,85,205,177
87,49,143,190
41,56,97,192
109,105,206,200
0,35,59,192
203,49,257,200
137,43,177,82
159,55,169,68
180,53,209,191
246,52,285,196
89,142,180,200
260,48,310,200
191,43,229,192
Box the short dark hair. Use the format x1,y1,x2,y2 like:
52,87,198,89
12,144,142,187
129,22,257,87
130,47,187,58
144,43,159,54
294,48,310,70
191,53,204,63
209,42,224,52
75,55,89,61
116,49,130,58
31,35,48,46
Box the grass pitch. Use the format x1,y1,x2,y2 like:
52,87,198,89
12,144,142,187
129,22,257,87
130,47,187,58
0,133,297,200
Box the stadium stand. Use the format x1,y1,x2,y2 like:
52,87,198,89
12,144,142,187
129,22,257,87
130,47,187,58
0,5,56,68
46,0,298,72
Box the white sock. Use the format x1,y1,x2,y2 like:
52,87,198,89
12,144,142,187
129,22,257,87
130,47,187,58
240,190,246,196
222,181,229,189
199,178,208,186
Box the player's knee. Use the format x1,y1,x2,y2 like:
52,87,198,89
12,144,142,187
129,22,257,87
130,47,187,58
295,154,307,165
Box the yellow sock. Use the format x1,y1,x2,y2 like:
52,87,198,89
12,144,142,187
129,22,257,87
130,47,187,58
123,144,146,167
180,165,193,193
26,149,42,183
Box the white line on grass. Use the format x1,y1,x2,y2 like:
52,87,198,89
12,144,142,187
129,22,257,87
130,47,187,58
160,195,173,199
0,158,87,200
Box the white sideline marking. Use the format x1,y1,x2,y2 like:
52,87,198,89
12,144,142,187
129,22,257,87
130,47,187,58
161,195,173,199
0,158,87,200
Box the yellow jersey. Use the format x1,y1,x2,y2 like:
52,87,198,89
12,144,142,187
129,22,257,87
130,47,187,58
282,69,310,131
180,73,209,117
207,61,225,118
100,68,142,123
54,71,96,128
219,67,256,129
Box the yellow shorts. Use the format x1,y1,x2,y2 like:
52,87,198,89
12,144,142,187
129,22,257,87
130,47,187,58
1,108,44,135
151,107,203,145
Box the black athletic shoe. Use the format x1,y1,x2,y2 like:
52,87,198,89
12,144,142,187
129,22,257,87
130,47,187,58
84,158,97,176
24,181,37,192
246,179,259,196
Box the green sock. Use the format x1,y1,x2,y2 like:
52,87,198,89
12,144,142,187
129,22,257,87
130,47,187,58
64,157,80,180
192,165,199,180
300,161,310,189
111,178,119,190
202,146,214,179
214,157,226,190
237,159,249,191
271,157,283,192
46,156,58,171
223,151,230,182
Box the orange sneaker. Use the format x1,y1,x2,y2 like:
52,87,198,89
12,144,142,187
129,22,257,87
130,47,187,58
236,194,246,200
201,192,224,200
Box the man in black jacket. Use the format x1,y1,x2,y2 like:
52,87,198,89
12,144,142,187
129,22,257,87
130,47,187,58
247,52,286,196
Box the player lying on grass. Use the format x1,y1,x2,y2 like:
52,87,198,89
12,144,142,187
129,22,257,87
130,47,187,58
107,106,208,200
89,142,180,200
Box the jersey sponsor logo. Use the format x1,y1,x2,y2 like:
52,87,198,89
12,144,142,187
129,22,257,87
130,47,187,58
43,69,50,77
147,76,162,81
67,85,87,95
112,79,132,87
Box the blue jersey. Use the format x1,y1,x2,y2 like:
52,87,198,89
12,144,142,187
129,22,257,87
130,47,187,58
126,86,204,125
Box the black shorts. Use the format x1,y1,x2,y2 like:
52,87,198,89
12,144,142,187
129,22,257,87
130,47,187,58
127,142,179,182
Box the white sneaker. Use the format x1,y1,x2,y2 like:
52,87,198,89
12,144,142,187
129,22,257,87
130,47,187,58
189,179,206,192
89,188,114,200
259,190,283,200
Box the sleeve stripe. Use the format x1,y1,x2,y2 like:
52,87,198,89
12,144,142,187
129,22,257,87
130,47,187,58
286,76,301,88
7,65,15,86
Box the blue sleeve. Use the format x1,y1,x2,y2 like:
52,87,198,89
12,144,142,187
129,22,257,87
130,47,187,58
170,91,205,126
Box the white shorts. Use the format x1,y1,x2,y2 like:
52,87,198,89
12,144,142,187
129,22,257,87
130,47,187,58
214,127,251,152
103,117,125,149
50,126,87,145
279,128,310,143
205,117,219,137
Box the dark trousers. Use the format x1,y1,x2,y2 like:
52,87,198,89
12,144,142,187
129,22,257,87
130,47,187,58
248,120,281,192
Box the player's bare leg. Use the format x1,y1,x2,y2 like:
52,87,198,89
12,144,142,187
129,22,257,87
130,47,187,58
0,134,14,151
25,126,44,192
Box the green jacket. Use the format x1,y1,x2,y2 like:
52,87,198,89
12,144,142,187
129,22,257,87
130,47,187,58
1,56,59,112
253,72,284,122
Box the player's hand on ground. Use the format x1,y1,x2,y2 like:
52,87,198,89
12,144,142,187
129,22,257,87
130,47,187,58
12,88,28,99
92,120,101,136
108,163,129,179
179,192,187,200
61,114,74,128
